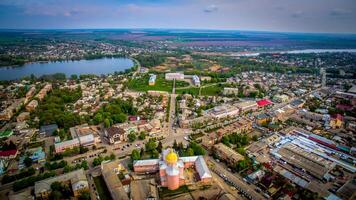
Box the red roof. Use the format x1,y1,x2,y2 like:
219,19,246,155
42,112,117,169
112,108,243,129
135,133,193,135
257,99,272,107
332,114,344,121
0,149,17,157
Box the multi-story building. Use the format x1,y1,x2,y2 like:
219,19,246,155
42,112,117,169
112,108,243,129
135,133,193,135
26,99,38,112
204,105,239,119
54,133,95,153
235,101,258,113
213,143,244,166
149,74,157,86
16,112,30,122
165,73,185,80
192,75,200,86
35,83,52,101
273,94,289,103
101,160,130,200
223,87,239,95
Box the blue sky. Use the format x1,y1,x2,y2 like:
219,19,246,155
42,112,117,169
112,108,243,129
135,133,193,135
0,0,355,33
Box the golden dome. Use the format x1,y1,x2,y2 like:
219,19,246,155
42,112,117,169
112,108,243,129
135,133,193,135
165,150,178,165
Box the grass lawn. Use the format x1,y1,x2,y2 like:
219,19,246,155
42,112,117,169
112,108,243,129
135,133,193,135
176,84,225,96
159,185,190,198
93,176,112,200
128,74,189,92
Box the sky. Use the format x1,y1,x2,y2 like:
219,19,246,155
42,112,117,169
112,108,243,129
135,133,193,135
0,0,356,33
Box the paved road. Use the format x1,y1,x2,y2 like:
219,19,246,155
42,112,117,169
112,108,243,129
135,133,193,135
131,58,141,78
211,169,247,200
168,79,176,136
207,157,266,200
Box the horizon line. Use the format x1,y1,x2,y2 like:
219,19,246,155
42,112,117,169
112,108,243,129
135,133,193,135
0,27,356,36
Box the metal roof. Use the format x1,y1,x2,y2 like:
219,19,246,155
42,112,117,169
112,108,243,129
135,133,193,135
195,156,212,179
133,159,159,167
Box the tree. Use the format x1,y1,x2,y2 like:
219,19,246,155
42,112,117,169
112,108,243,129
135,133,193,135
57,129,67,140
128,132,136,142
151,150,159,158
173,139,178,150
145,139,157,152
157,141,163,153
252,135,258,141
70,74,78,80
140,148,145,157
104,118,111,128
50,190,62,200
24,156,33,168
78,191,91,200
81,161,89,170
80,146,89,154
237,147,246,156
131,149,141,160
93,113,103,124
190,142,205,155
110,153,116,160
186,148,194,156
112,113,127,123
51,181,63,191
138,132,146,140
221,136,230,146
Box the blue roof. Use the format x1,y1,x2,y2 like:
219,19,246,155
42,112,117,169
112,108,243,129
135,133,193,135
30,147,46,161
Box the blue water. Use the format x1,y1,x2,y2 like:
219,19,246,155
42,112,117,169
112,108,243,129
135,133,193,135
0,57,134,80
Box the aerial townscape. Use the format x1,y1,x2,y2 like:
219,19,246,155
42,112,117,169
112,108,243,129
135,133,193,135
0,1,356,200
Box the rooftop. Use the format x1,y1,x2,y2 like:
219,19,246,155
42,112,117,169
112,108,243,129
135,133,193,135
35,169,88,195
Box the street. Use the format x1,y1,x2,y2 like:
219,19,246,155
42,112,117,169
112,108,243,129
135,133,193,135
207,157,266,200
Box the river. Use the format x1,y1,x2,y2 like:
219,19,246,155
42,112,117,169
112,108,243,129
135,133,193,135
0,57,134,80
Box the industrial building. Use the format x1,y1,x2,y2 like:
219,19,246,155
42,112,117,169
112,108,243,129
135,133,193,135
271,129,356,181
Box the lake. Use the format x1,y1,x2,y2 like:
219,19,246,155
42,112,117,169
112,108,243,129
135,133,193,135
0,57,134,80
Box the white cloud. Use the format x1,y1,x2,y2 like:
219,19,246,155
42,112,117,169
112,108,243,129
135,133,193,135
204,4,218,13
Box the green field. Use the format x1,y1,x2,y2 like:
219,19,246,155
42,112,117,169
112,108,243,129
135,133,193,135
176,83,225,96
128,74,189,92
